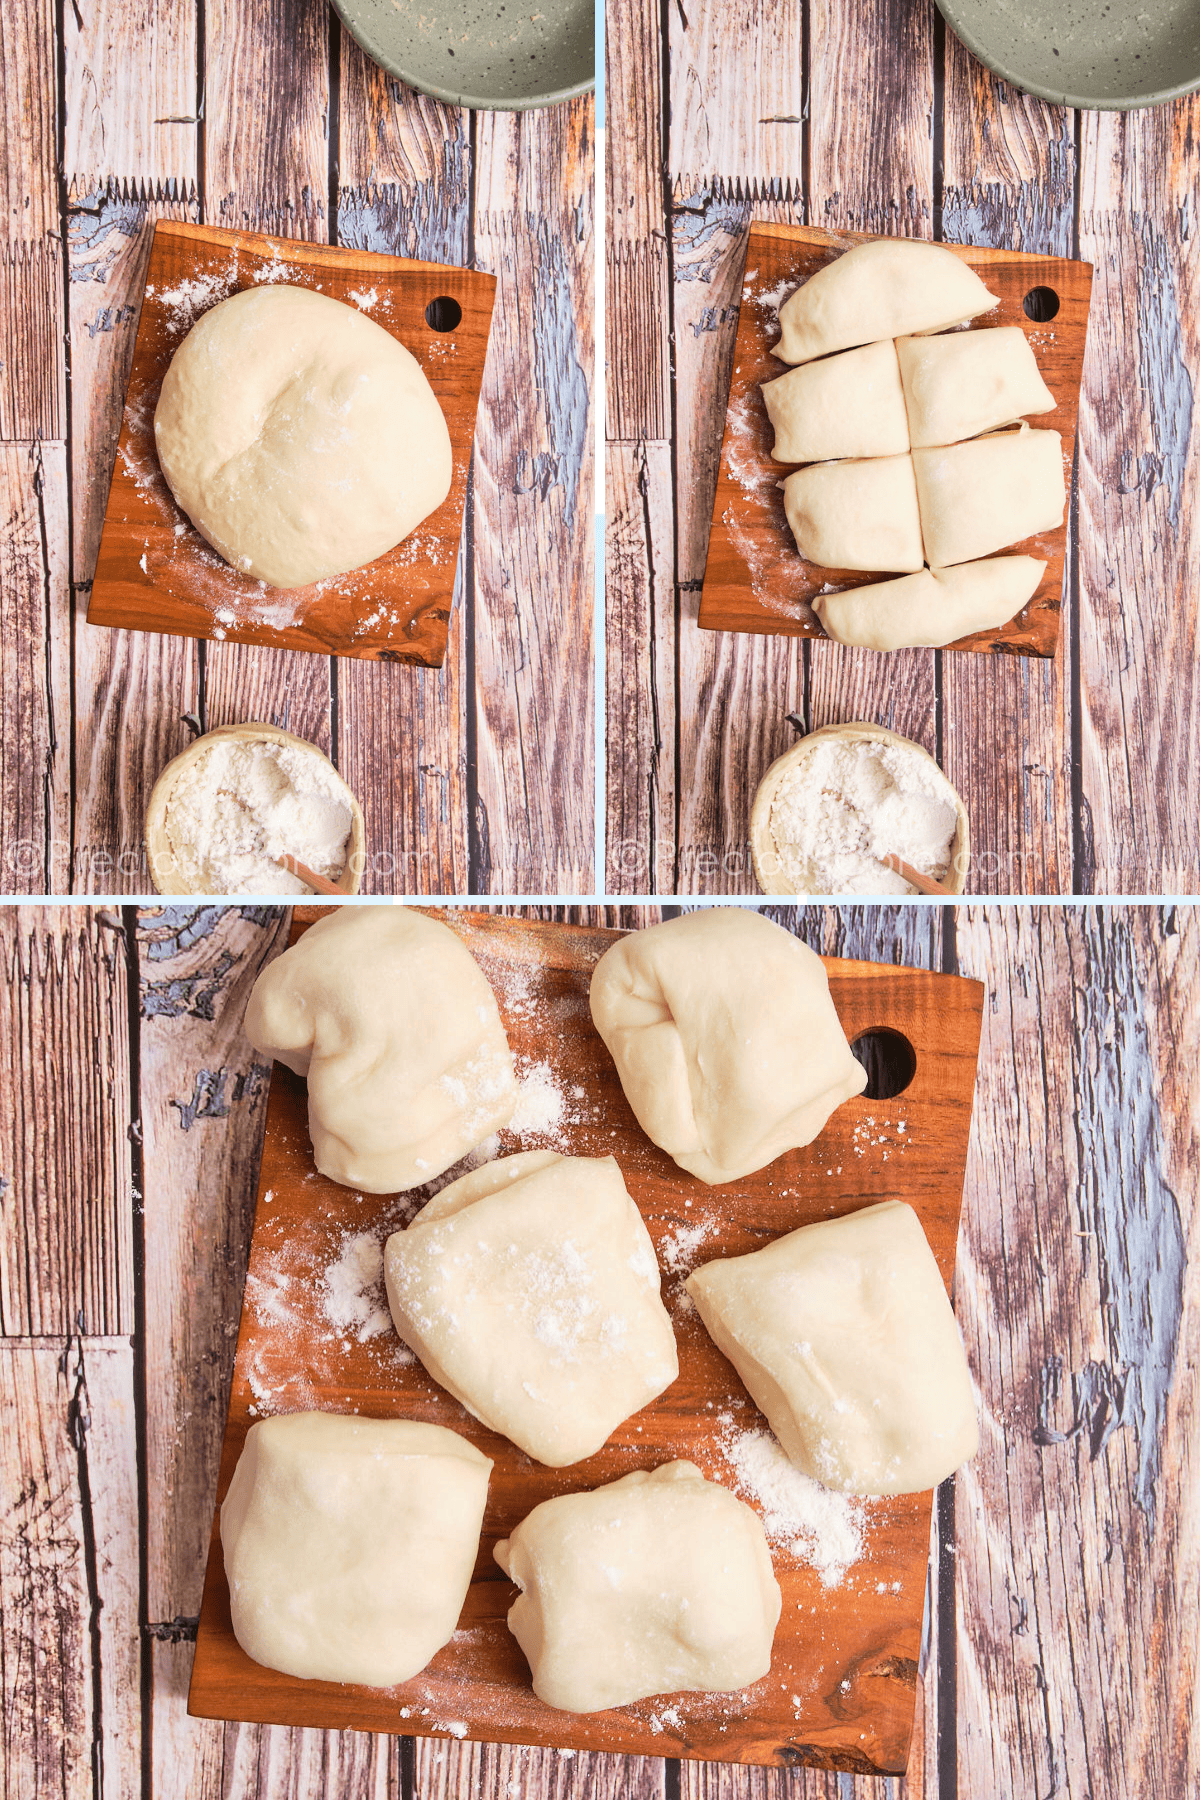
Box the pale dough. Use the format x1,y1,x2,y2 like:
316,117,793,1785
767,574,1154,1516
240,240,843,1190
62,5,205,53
913,427,1065,567
897,326,1055,448
775,239,997,366
221,1412,491,1686
686,1200,979,1496
761,339,909,464
813,556,1046,650
494,1460,781,1712
243,906,517,1193
589,909,867,1186
782,453,925,572
384,1150,678,1466
154,286,452,589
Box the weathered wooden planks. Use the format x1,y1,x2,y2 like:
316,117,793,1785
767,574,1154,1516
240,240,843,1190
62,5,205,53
0,0,66,444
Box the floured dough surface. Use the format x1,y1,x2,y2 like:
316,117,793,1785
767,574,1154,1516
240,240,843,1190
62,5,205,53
897,326,1055,448
244,906,517,1192
589,909,866,1185
495,1460,782,1712
384,1150,678,1466
775,239,998,366
154,285,452,589
783,453,924,573
914,427,1065,567
220,1412,491,1686
686,1200,979,1496
761,339,909,464
813,555,1046,650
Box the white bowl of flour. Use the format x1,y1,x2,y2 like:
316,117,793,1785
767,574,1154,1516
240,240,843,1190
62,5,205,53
145,723,365,895
750,722,970,896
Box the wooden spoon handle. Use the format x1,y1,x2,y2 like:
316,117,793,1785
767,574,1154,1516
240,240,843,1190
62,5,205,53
275,852,344,896
882,852,957,898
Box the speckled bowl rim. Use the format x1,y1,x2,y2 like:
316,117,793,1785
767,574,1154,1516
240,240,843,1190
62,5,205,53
144,721,366,897
327,0,595,112
749,722,971,898
936,0,1200,110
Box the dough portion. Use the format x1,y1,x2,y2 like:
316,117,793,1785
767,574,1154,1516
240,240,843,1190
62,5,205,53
775,239,998,366
221,1413,491,1686
495,1460,781,1712
686,1200,979,1496
154,285,452,588
384,1150,678,1466
782,453,924,572
589,909,866,1186
813,555,1046,650
913,428,1065,567
761,340,909,464
244,907,517,1193
897,326,1055,448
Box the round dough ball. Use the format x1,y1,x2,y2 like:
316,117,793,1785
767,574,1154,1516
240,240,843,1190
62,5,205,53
154,285,453,589
244,906,518,1193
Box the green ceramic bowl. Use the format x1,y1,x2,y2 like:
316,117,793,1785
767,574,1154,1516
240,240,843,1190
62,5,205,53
937,0,1200,109
330,0,593,111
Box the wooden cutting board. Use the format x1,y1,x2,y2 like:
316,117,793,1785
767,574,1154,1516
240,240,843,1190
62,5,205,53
189,910,984,1774
87,221,497,667
698,223,1093,660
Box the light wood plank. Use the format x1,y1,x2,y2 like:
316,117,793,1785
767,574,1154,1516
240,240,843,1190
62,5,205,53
667,0,803,195
63,0,198,198
0,443,72,895
201,0,335,763
0,0,65,442
335,48,472,895
1076,103,1200,894
137,903,289,1621
952,907,1199,1797
605,441,676,895
0,909,134,1336
414,1734,668,1800
471,102,595,892
605,0,669,440
939,41,1074,895
0,1339,140,1800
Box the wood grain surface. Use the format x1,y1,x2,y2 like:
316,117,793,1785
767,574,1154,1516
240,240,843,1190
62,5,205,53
604,0,1200,896
0,901,1195,1800
700,226,1091,659
0,4,594,895
88,220,497,667
188,911,983,1772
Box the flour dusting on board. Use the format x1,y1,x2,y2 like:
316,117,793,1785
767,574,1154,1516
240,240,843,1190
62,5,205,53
716,1413,867,1588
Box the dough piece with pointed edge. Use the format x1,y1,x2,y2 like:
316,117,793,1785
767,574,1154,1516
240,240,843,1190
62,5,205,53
154,285,452,589
220,1413,491,1686
897,326,1055,448
813,555,1046,650
384,1150,678,1466
761,339,910,464
589,909,866,1186
775,239,998,367
913,427,1065,568
686,1200,979,1496
494,1460,782,1712
244,906,517,1193
783,452,924,572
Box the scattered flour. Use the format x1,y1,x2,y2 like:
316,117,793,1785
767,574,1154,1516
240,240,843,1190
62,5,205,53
160,734,355,894
509,1060,566,1135
764,734,960,894
718,1417,866,1588
323,1231,392,1342
660,1218,717,1276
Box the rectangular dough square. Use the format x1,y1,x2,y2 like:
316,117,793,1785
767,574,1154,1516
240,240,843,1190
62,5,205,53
782,453,925,573
897,326,1055,448
913,427,1065,568
761,340,910,464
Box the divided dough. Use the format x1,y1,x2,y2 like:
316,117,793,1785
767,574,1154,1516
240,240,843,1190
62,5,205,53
782,453,925,573
813,555,1047,650
775,238,997,365
244,906,517,1193
589,909,867,1185
384,1150,678,1465
221,1413,491,1685
762,340,909,464
686,1200,979,1496
154,285,452,589
897,326,1055,447
913,428,1065,569
495,1461,782,1712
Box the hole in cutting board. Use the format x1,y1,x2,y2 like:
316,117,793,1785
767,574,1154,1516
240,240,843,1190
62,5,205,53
425,295,463,332
1022,286,1060,322
849,1028,917,1099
